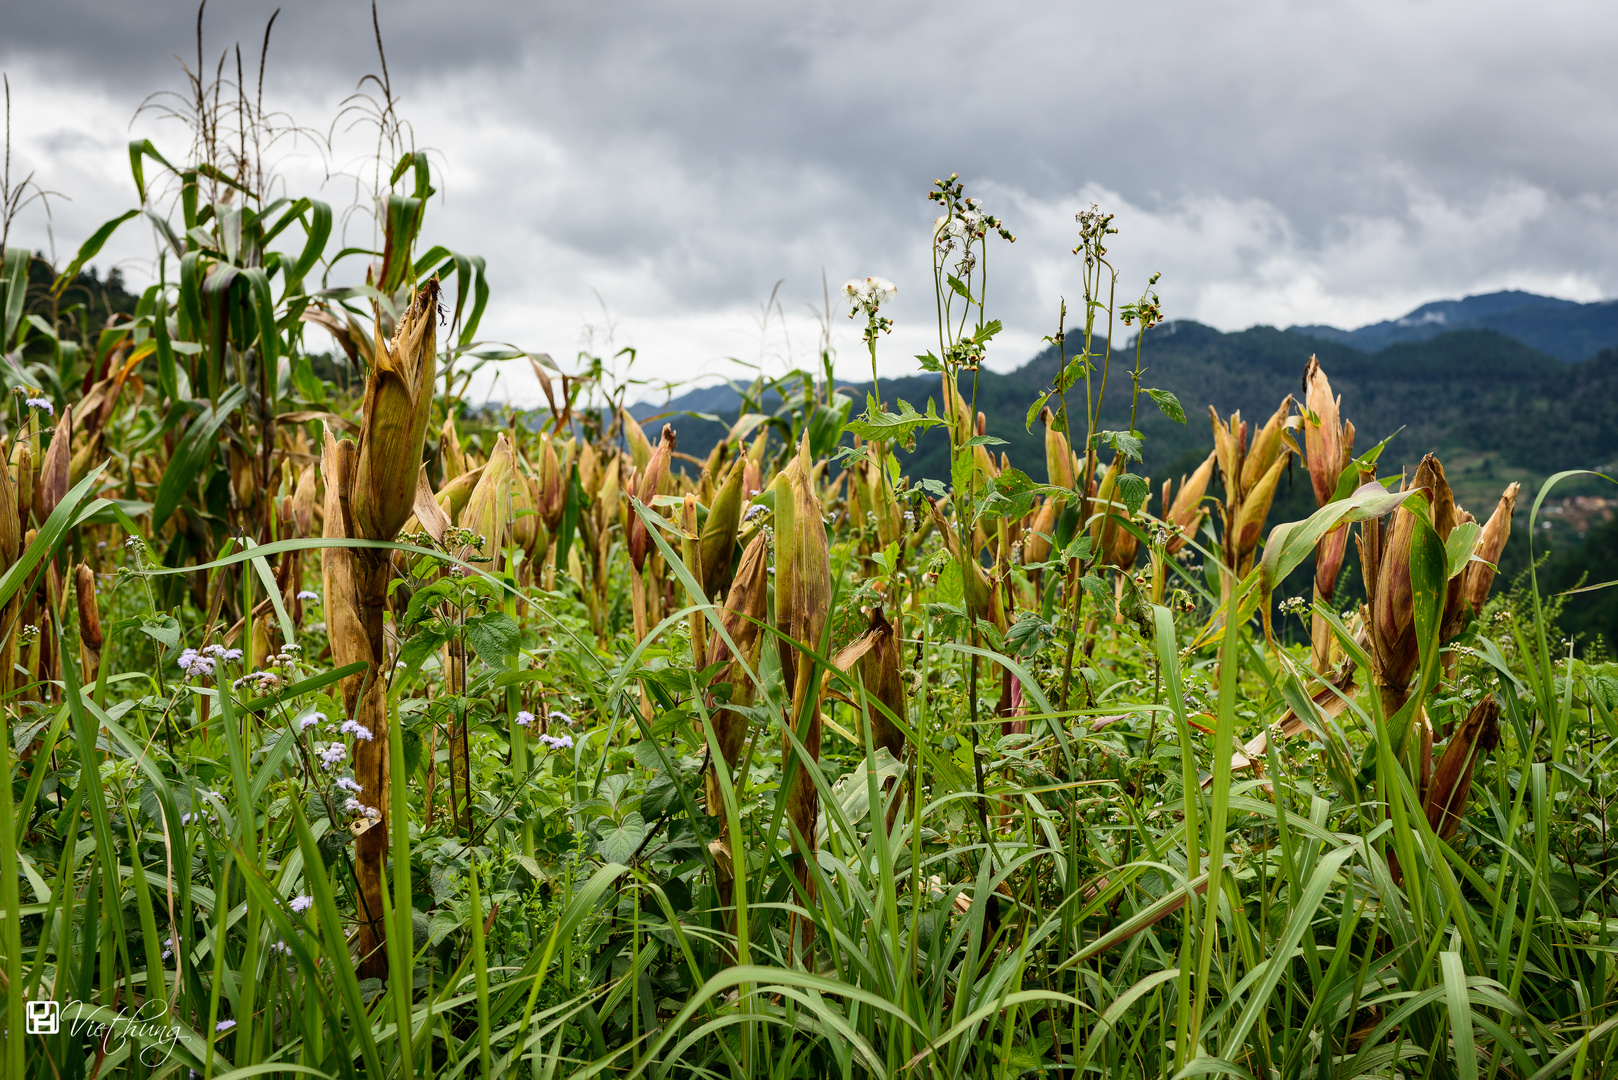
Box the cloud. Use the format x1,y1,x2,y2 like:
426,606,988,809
4,0,1618,399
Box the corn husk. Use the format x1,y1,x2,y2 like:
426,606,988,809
1163,449,1215,554
1042,408,1075,491
1423,694,1500,841
36,404,71,523
353,279,439,543
621,408,654,470
538,437,566,535
11,436,32,529
76,563,101,685
1231,452,1288,572
1241,396,1294,495
1302,357,1349,507
440,417,467,482
704,531,771,808
774,435,831,952
459,433,516,565
627,425,674,573
700,457,745,599
0,444,18,570
1461,482,1519,616
851,606,905,758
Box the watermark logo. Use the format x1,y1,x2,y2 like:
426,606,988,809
25,999,59,1035
27,999,181,1066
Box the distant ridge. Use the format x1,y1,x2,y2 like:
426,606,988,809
635,320,1618,501
1289,289,1618,362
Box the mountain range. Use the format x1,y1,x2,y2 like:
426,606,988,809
1289,289,1618,362
637,290,1618,510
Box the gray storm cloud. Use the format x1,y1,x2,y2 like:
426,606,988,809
4,0,1616,397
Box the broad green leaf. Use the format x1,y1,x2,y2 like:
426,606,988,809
597,813,648,865
1114,473,1150,516
1445,520,1482,580
51,209,139,296
1145,387,1186,424
843,395,945,449
151,384,249,529
1098,429,1143,462
464,611,520,666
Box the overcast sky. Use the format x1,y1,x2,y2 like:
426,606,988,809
5,0,1617,403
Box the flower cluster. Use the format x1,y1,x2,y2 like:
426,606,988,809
297,711,325,731
289,894,314,914
177,649,215,678
539,731,574,751
843,276,897,348
178,643,245,680
234,671,282,692
1278,595,1311,616
344,796,381,820
319,743,347,769
514,710,535,728
336,776,362,794
296,590,320,602
24,396,53,415
339,718,374,741
1073,203,1117,267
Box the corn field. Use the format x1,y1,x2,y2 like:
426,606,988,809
2,30,1618,1080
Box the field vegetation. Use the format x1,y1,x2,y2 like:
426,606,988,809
2,13,1618,1079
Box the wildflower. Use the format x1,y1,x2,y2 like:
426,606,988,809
344,797,380,820
319,744,347,769
842,276,897,319
549,710,574,727
514,710,535,727
24,397,53,415
539,732,574,751
177,648,216,678
336,776,362,794
180,813,194,825
298,712,325,731
290,895,313,914
297,590,319,601
161,937,174,959
215,1019,236,1033
268,940,293,957
340,719,374,741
